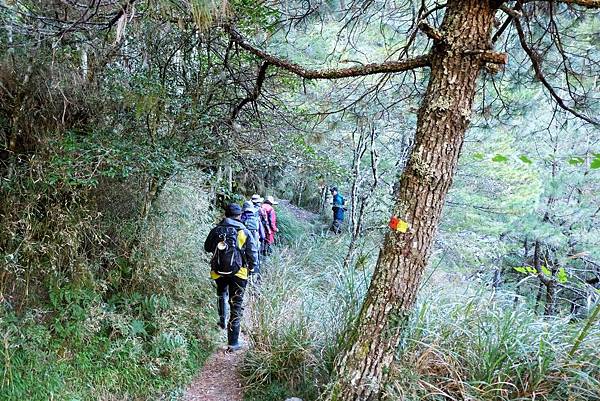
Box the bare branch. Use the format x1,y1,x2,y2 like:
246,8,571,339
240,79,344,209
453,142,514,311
226,26,430,80
514,18,599,125
106,0,137,30
499,4,523,18
463,49,508,65
229,61,270,123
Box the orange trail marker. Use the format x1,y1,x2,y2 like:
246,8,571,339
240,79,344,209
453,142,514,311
389,216,409,233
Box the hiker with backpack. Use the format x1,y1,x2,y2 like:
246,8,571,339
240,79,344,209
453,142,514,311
204,204,259,352
250,194,268,254
330,187,346,234
241,201,263,243
241,201,264,271
261,196,279,254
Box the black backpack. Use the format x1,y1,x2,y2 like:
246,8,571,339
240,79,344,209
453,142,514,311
211,226,244,275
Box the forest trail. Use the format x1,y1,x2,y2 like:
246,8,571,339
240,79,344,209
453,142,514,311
278,199,320,223
181,337,247,401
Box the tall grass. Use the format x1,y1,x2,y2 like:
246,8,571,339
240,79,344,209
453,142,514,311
241,207,600,401
241,207,370,401
388,290,600,401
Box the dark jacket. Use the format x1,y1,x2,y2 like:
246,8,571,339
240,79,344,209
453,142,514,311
332,193,345,221
204,218,259,276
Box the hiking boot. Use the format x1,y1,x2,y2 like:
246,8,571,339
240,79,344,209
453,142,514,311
226,343,243,353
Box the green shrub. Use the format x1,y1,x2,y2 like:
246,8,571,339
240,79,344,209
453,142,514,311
0,170,219,401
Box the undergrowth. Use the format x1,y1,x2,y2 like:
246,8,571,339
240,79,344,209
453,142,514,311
0,171,218,400
241,208,600,401
242,207,367,401
388,290,600,401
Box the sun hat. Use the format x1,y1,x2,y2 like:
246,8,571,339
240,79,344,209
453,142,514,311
264,195,278,205
225,203,242,217
251,194,264,203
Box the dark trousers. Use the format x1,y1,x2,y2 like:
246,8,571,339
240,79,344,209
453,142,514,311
250,230,261,274
215,275,247,346
330,218,343,234
261,241,272,256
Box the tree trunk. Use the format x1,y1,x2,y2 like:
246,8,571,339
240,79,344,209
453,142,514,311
329,2,498,400
320,184,328,215
344,127,368,269
534,239,544,314
141,175,160,220
81,44,88,80
544,263,558,316
535,279,545,314
544,275,557,316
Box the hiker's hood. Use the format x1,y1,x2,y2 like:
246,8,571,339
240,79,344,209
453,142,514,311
219,218,246,229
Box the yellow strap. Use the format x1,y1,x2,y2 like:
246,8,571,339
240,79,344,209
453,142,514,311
211,267,248,280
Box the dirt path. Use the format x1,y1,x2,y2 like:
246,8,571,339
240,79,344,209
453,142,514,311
181,339,247,401
278,199,319,223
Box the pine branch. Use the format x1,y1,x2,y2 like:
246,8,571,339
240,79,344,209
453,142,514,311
514,18,599,125
523,0,600,8
549,0,600,7
226,26,431,80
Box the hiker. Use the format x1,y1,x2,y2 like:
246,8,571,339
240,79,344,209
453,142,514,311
261,196,279,255
241,200,263,273
241,201,261,242
330,187,345,234
204,204,259,352
250,194,267,254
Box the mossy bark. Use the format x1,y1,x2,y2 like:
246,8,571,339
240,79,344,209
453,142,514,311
328,1,499,400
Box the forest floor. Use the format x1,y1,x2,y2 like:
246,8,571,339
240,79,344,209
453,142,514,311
182,200,317,401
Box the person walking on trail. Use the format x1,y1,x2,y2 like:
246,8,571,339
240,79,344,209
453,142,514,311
241,201,264,271
204,204,259,352
241,201,262,242
250,194,267,254
330,187,346,234
261,196,279,255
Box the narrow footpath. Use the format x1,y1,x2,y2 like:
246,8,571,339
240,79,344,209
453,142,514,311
182,338,247,401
